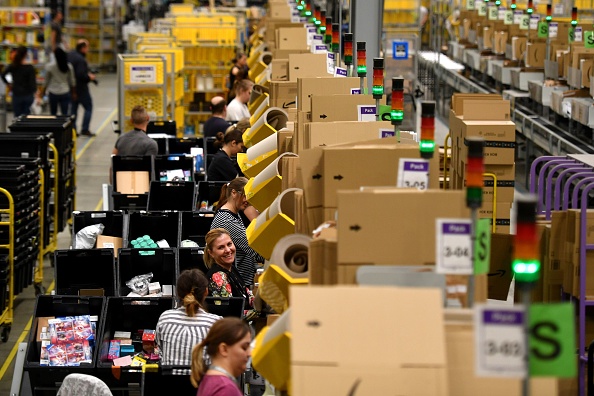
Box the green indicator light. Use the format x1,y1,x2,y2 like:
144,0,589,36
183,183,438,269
357,65,367,74
315,20,321,25
391,109,404,121
466,187,482,202
512,259,541,283
510,4,516,8
305,11,312,16
297,5,303,10
495,0,500,5
345,55,353,64
420,141,435,151
572,21,577,26
332,43,339,53
372,86,383,96
546,16,552,21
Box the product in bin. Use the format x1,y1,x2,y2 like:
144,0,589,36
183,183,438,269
65,340,92,365
125,272,153,296
74,223,105,249
114,331,131,339
48,318,75,344
131,355,147,367
40,340,50,366
72,316,94,341
47,344,68,366
148,282,161,294
108,340,121,360
120,344,135,357
142,329,156,353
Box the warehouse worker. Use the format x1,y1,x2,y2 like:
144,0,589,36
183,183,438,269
210,178,264,287
156,269,221,372
50,9,65,51
112,105,158,156
227,52,249,103
191,317,251,396
204,228,258,321
226,79,253,122
0,46,37,117
203,96,230,138
207,128,244,181
68,40,96,136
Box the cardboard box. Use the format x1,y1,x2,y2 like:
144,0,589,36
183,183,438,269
512,36,527,61
461,139,515,165
459,120,515,141
310,94,377,122
300,139,440,209
96,235,123,258
280,156,299,191
445,312,558,396
291,286,448,396
270,81,298,109
288,53,329,82
451,93,503,115
115,171,149,194
487,234,514,300
308,227,337,285
297,77,361,112
271,59,289,81
36,317,55,342
525,42,547,67
337,189,469,265
305,121,402,150
277,27,308,50
268,3,292,19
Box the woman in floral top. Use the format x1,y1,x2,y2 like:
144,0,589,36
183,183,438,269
204,228,257,320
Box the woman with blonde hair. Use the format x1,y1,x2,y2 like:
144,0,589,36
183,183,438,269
191,317,252,395
156,269,221,369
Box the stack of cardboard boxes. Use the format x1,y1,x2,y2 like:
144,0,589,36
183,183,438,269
449,94,516,234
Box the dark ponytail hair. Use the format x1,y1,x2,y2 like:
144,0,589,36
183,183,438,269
176,269,209,317
54,47,68,73
215,177,248,212
12,46,28,67
214,128,243,150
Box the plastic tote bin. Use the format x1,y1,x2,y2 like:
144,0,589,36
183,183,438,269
154,154,195,181
117,248,178,297
141,366,197,396
126,211,181,248
196,181,226,209
24,295,106,393
54,249,117,296
179,211,215,247
71,211,125,249
177,247,209,276
96,297,174,386
147,181,196,211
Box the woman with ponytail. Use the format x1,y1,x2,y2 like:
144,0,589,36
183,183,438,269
191,317,251,395
156,269,222,369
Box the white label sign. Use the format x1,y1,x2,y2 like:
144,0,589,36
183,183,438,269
397,158,429,190
313,34,324,45
379,128,395,138
498,7,507,20
530,15,540,30
554,3,563,15
436,219,473,274
313,44,327,54
334,67,348,77
357,105,376,121
350,88,361,94
129,65,156,83
327,52,335,74
475,305,526,378
549,22,558,38
575,27,583,42
513,10,523,24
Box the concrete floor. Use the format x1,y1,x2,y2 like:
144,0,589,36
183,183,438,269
0,72,119,394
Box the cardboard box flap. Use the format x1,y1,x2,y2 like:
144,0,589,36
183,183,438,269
462,100,511,120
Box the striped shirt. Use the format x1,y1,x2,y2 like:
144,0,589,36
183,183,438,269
211,209,264,286
155,307,221,369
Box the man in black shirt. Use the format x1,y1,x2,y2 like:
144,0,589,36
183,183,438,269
203,96,230,138
68,40,96,136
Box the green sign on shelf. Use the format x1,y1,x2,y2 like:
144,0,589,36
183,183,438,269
537,22,549,38
529,303,576,377
585,31,594,48
474,218,491,275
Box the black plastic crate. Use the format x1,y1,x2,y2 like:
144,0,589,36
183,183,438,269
71,211,125,249
24,295,105,393
179,211,215,247
168,136,203,155
177,247,209,276
57,197,73,232
141,366,197,395
117,248,178,297
126,211,180,248
96,297,174,385
154,154,195,182
54,249,116,296
205,296,245,318
196,181,226,208
111,193,148,212
146,120,176,136
111,156,154,194
147,181,196,212
9,115,74,153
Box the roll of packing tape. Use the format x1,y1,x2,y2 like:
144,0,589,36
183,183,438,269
266,234,311,279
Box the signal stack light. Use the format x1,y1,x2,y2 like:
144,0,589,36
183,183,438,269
546,4,552,22
314,5,321,25
420,101,436,158
512,197,540,284
391,77,404,142
372,58,384,120
324,17,333,49
572,7,578,26
356,41,366,93
527,0,534,14
343,33,353,68
465,138,484,210
510,0,516,9
332,23,340,66
319,10,326,33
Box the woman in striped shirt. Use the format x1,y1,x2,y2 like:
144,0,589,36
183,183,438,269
156,269,222,368
210,177,264,286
